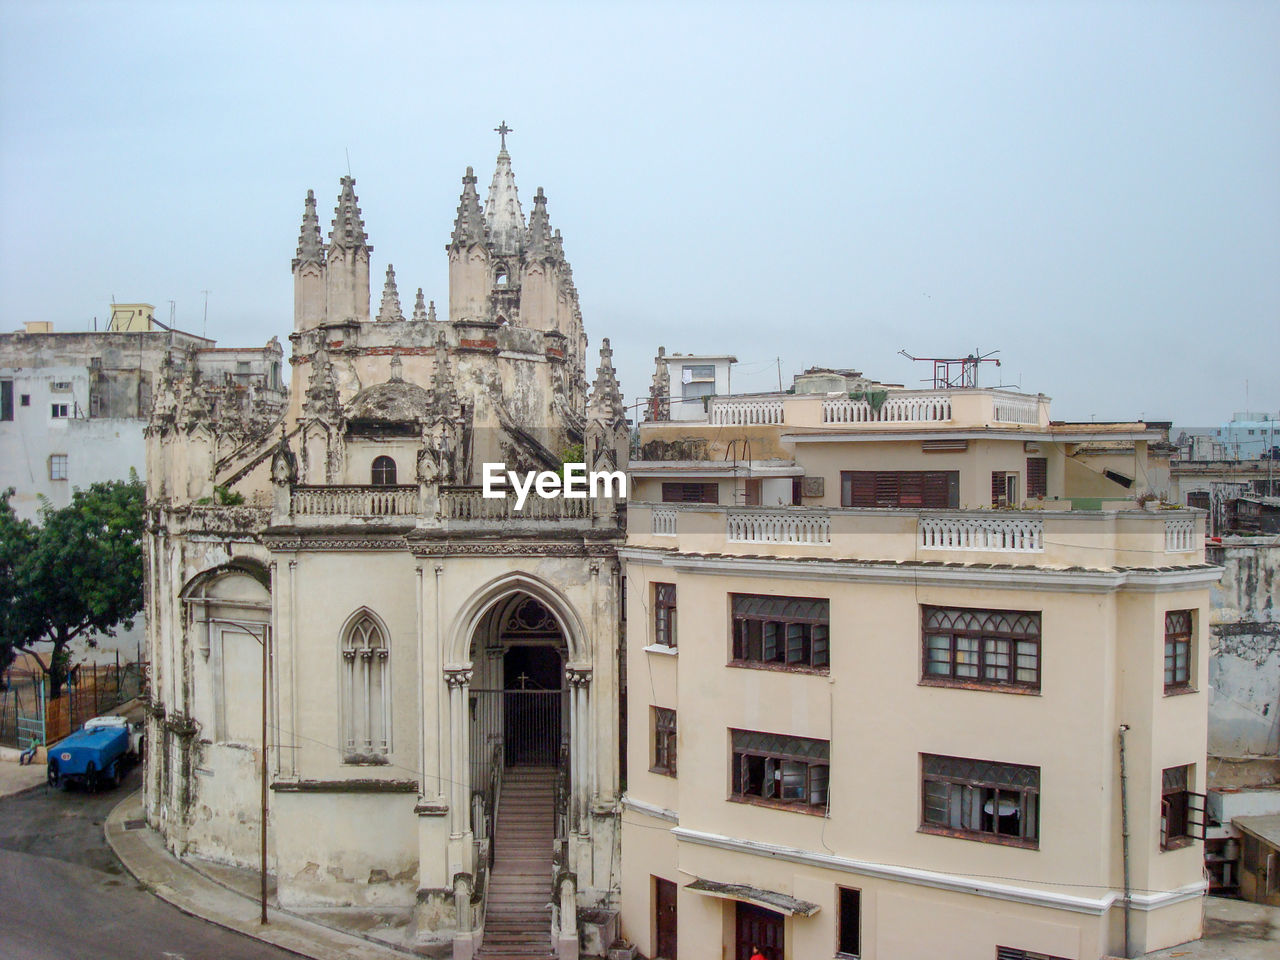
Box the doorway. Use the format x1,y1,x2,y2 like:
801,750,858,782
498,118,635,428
502,644,562,766
735,901,784,960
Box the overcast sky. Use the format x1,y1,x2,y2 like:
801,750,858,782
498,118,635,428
2,0,1276,427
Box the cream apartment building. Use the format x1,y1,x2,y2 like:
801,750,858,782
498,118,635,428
619,365,1214,960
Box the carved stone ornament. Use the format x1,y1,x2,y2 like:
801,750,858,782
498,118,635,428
444,669,473,688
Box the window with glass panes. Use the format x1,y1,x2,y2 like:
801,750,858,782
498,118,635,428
921,753,1039,846
731,729,829,811
652,707,677,776
1164,610,1192,693
731,594,829,671
653,583,677,648
921,606,1040,692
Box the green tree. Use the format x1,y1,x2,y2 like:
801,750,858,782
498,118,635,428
0,490,36,677
1,478,145,698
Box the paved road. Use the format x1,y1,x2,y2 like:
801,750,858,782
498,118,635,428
0,765,298,960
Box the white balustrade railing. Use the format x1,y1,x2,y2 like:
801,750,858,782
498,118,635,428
652,508,678,536
918,515,1044,552
993,395,1040,425
439,486,592,521
1165,517,1196,552
823,393,952,424
292,485,418,517
710,397,785,426
727,510,831,545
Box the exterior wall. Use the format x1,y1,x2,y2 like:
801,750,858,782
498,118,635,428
1207,539,1280,765
621,516,1211,958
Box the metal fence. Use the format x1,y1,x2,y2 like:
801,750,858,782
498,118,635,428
0,656,145,748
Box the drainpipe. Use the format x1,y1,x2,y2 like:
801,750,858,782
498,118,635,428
1118,723,1132,959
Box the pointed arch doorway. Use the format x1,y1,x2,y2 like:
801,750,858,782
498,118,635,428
469,593,569,785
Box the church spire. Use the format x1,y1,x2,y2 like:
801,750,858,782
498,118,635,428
484,125,525,256
525,187,553,258
588,337,625,425
294,189,324,266
412,287,428,322
329,176,370,250
450,166,487,247
376,264,404,321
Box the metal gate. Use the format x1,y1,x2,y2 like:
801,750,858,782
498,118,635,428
470,688,566,785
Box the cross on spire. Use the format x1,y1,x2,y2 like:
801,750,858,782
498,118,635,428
495,121,513,151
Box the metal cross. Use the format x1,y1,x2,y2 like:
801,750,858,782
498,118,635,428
516,671,530,689
495,121,513,150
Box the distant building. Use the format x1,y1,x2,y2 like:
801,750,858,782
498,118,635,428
1208,412,1279,461
622,352,1212,959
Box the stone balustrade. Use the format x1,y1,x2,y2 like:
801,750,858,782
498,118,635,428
1165,517,1196,552
918,515,1043,552
291,485,418,518
710,397,785,426
993,395,1040,424
438,486,593,521
822,393,952,424
727,510,831,544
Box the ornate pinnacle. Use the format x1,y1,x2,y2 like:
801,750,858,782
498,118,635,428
588,337,624,424
329,176,370,251
526,186,552,257
412,288,428,321
294,189,325,266
450,166,487,247
427,300,437,322
376,264,404,322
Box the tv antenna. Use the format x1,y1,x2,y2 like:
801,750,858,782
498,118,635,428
898,348,1001,389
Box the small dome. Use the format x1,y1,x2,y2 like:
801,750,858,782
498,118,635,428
345,379,432,422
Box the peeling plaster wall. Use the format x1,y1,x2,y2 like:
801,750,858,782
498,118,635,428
1208,539,1280,760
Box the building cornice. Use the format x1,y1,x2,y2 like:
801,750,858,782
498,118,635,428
618,547,1220,594
621,795,679,823
665,825,1205,916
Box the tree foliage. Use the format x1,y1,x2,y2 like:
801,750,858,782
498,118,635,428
0,478,145,698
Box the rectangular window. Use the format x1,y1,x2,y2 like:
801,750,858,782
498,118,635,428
731,594,829,671
920,753,1039,846
1026,457,1048,499
921,606,1041,692
48,454,68,481
841,470,958,508
1,380,12,421
1160,764,1206,850
685,364,715,380
992,471,1019,507
731,729,829,812
1164,610,1193,693
50,403,70,419
662,482,718,504
652,707,677,777
837,887,860,957
50,380,72,391
653,583,677,648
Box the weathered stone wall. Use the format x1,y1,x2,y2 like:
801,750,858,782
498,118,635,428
1208,538,1280,766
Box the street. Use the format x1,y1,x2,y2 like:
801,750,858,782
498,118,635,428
0,765,298,960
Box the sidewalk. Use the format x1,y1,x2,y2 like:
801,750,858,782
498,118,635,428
0,752,47,797
105,789,417,960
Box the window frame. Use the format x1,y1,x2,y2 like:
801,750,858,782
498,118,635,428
50,402,70,419
1163,610,1193,694
1160,763,1206,850
730,728,829,814
840,470,958,508
920,606,1041,694
730,593,830,673
1026,457,1048,499
340,612,391,763
653,582,677,649
836,886,861,958
0,379,12,421
370,455,397,486
661,481,718,504
48,454,68,481
920,753,1040,848
651,706,677,777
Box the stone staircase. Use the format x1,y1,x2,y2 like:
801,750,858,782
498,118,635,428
477,765,557,959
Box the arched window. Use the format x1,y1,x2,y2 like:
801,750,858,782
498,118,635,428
371,456,397,486
342,613,389,761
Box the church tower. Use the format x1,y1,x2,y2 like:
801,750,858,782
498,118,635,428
325,176,372,324
292,189,326,331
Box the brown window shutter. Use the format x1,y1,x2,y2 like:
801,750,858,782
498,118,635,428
1026,458,1048,498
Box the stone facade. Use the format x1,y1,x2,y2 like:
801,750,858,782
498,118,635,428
144,139,627,958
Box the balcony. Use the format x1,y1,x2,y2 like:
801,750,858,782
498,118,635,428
437,486,594,523
291,485,419,520
630,502,1206,568
693,388,1047,432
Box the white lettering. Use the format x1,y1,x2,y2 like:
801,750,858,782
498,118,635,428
562,463,587,498
482,462,507,498
590,469,627,499
536,472,561,499
510,470,537,511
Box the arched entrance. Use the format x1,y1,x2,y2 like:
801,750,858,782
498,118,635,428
468,593,568,784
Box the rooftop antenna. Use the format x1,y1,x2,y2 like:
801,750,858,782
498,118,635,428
168,300,176,329
201,290,210,338
898,348,1001,389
